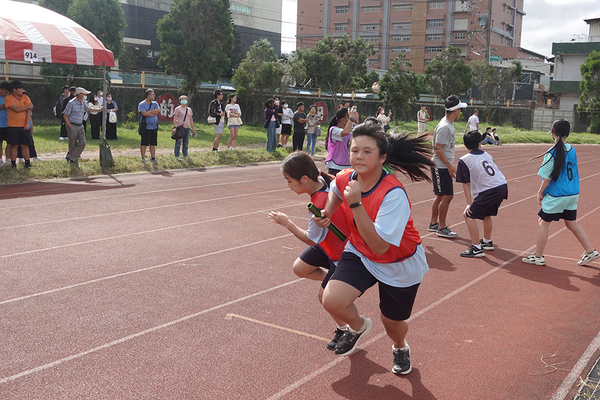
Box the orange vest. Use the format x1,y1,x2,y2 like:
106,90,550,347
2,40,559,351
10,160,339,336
335,169,422,263
311,188,349,261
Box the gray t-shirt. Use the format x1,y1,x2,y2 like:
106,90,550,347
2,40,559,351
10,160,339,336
431,117,455,169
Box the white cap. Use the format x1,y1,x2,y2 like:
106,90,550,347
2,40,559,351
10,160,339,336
74,87,91,95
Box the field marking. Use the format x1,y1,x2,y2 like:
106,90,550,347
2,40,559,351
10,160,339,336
225,313,329,342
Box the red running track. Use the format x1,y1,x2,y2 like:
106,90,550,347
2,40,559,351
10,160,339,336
1,144,599,399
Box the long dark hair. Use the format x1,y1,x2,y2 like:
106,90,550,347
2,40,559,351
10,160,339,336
326,107,349,144
536,118,570,181
282,151,333,186
352,118,434,182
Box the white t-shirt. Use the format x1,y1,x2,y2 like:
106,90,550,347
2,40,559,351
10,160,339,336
225,103,241,117
456,150,507,198
467,114,479,131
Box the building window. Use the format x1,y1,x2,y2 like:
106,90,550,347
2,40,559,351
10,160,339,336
334,23,348,31
426,46,443,53
368,59,379,66
392,34,411,41
335,5,349,14
360,36,379,42
392,22,412,29
362,24,380,31
454,18,468,30
427,19,444,28
428,1,445,9
454,32,466,40
427,33,443,41
391,46,411,53
393,4,413,11
362,6,381,12
425,59,433,65
230,3,252,14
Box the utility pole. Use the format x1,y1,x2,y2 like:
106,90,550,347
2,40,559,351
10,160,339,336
485,0,493,66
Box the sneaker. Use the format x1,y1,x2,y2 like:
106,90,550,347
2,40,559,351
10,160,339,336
150,158,158,164
480,240,494,251
32,157,43,162
277,144,283,148
212,149,219,153
59,137,66,140
176,157,182,161
141,157,147,164
327,327,348,351
18,158,24,163
427,222,439,232
522,253,545,266
392,343,412,375
64,156,70,162
460,245,485,258
436,226,458,238
578,249,600,266
334,316,372,356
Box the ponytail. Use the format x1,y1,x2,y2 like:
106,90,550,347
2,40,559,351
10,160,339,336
282,151,333,185
534,118,570,181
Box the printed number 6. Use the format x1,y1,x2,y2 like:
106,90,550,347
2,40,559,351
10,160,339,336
567,161,573,181
482,160,495,176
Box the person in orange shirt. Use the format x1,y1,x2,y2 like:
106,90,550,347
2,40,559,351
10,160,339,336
4,80,33,168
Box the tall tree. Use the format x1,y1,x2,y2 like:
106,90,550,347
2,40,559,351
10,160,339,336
424,46,472,98
293,35,376,105
232,39,284,100
472,60,523,121
579,50,600,133
39,0,71,15
379,55,422,119
157,0,234,94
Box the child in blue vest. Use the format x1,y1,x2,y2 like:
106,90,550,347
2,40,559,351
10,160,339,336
522,119,599,266
315,118,433,375
456,130,508,257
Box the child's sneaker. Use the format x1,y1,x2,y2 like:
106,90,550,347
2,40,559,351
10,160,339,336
334,316,372,356
522,253,545,266
327,326,348,351
578,249,600,266
427,222,439,232
436,226,458,238
392,343,412,375
480,239,494,251
460,245,485,258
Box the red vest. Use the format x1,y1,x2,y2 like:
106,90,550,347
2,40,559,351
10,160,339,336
311,189,350,261
335,169,422,263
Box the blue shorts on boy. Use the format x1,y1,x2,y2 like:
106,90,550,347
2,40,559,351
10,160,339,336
538,143,579,218
456,149,508,219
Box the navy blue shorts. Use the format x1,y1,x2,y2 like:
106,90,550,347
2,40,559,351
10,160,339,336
330,252,420,321
299,246,336,289
431,167,454,196
468,184,508,220
538,209,577,222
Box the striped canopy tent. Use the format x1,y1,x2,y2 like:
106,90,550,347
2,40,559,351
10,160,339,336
0,0,114,67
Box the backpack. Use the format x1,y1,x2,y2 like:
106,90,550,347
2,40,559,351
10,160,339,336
53,100,63,118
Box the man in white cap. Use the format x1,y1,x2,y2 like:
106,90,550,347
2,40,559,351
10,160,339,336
63,87,101,164
428,94,467,238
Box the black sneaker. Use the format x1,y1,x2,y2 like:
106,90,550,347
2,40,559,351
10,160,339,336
480,240,494,251
460,245,485,258
327,327,347,351
334,316,372,356
392,344,412,375
427,222,439,232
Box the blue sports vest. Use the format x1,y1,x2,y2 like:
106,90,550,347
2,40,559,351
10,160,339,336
544,145,579,197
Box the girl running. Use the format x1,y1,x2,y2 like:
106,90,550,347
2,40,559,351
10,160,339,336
268,151,351,350
522,118,599,266
315,118,433,375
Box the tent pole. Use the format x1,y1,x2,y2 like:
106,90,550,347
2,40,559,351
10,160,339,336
102,63,107,141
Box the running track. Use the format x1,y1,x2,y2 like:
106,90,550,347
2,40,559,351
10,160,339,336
1,144,599,399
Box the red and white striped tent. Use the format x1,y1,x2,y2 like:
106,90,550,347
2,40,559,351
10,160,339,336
0,0,114,67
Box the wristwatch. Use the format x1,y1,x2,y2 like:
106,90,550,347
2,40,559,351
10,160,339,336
349,201,362,209
349,117,355,122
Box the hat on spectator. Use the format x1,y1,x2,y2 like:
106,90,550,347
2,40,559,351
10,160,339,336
74,87,91,95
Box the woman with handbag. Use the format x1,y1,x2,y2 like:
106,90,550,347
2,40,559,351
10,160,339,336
105,93,118,140
208,89,225,152
225,93,242,151
172,95,196,160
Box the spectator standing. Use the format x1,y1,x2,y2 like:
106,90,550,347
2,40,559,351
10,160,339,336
208,89,225,152
5,80,33,168
417,105,429,134
105,93,118,140
172,95,195,160
225,93,241,150
263,98,278,152
274,95,283,147
306,105,320,156
0,81,9,165
89,88,103,139
293,101,307,151
376,106,392,132
466,109,479,133
63,87,95,165
60,86,75,140
280,100,293,147
138,88,160,164
17,90,42,163
428,94,467,238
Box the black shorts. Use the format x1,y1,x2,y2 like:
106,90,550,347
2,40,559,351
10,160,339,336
7,127,31,146
431,167,454,196
141,128,158,146
0,127,6,141
468,184,508,220
331,252,420,321
299,246,336,289
538,209,577,222
281,124,292,136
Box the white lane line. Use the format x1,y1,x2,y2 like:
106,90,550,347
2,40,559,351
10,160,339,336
0,277,303,385
0,233,293,306
267,205,600,400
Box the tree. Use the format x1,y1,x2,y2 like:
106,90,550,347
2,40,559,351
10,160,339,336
379,55,422,119
39,0,71,15
232,39,284,100
293,35,376,104
359,70,380,91
472,60,523,121
157,0,234,94
579,51,600,133
424,46,472,98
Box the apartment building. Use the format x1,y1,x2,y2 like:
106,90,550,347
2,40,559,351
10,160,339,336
297,0,527,73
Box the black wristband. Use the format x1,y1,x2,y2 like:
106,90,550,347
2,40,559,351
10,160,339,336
349,201,362,209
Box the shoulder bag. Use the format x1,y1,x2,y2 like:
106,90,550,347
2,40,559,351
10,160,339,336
172,108,188,140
